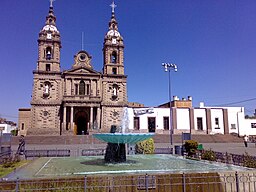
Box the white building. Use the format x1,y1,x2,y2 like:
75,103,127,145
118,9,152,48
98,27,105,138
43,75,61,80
0,123,17,135
126,96,256,136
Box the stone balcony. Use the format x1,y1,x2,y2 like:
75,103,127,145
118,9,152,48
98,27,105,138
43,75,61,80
63,95,101,104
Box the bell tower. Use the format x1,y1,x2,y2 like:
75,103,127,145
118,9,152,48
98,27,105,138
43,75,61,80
37,2,61,72
101,2,128,131
29,1,62,135
103,2,124,75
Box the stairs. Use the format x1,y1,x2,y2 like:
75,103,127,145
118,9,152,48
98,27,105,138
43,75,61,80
11,134,243,145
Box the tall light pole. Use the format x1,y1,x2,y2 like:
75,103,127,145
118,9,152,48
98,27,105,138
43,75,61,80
162,63,177,146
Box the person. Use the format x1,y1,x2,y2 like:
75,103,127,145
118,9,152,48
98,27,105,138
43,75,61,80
244,135,249,147
17,135,25,155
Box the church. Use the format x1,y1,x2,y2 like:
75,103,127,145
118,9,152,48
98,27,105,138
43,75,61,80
18,2,133,135
19,2,256,137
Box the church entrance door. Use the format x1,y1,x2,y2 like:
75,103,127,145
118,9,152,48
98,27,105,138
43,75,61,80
75,111,89,135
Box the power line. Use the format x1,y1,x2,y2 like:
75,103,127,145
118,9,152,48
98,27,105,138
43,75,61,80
0,114,18,119
216,97,256,106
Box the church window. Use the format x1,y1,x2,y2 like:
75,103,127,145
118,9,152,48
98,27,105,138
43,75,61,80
79,81,85,95
87,84,90,95
111,51,117,63
21,123,24,130
46,64,51,71
46,47,52,60
75,84,78,95
112,68,117,74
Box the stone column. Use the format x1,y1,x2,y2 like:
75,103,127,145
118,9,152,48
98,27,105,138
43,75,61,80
90,107,93,129
172,107,177,133
97,107,101,129
90,80,92,96
206,109,212,134
189,108,195,133
64,78,66,95
71,79,73,95
70,106,74,133
63,106,66,131
96,80,98,96
223,109,229,134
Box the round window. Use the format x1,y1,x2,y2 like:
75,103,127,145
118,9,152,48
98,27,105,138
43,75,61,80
79,54,86,61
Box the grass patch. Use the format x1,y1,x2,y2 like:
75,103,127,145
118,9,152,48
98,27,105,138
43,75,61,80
0,160,30,178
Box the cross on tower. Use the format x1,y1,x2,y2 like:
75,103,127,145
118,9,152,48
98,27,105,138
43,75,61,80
50,0,55,8
110,1,117,13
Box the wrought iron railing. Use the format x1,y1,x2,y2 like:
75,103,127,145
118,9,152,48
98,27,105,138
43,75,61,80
0,172,255,192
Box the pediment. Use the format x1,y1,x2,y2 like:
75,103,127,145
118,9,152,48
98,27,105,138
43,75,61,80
63,66,101,75
72,51,93,69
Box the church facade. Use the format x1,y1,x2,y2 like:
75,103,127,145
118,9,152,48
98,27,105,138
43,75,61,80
19,3,128,135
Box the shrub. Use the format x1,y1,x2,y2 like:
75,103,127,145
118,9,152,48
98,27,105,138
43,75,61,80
184,140,198,157
11,129,18,136
135,138,155,154
201,149,216,161
243,152,256,168
2,155,21,168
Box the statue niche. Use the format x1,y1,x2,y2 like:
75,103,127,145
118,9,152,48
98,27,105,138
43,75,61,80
43,82,51,97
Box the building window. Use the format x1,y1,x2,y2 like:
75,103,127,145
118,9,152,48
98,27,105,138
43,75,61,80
215,118,220,129
46,64,51,71
111,51,117,63
134,117,140,130
251,123,256,128
86,84,90,95
79,81,85,95
112,68,117,74
163,117,169,130
75,84,78,95
197,117,203,131
0,126,5,132
231,124,236,129
21,123,25,130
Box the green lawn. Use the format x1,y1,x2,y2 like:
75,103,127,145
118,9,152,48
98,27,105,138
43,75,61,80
0,160,30,178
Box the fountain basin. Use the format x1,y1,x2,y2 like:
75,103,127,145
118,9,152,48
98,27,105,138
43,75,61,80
93,133,154,144
6,155,251,179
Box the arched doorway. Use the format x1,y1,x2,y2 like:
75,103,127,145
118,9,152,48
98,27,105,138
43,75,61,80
75,111,89,135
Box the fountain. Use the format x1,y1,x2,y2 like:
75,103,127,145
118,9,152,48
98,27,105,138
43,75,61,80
6,107,251,180
93,107,154,163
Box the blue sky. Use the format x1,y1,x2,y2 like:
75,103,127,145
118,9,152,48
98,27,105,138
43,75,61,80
1,0,256,122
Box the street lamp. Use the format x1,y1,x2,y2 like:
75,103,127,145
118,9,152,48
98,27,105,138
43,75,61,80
162,62,178,146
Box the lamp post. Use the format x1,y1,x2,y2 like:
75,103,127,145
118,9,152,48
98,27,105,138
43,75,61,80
162,63,177,146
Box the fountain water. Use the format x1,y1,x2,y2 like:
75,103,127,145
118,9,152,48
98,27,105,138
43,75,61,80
93,107,154,162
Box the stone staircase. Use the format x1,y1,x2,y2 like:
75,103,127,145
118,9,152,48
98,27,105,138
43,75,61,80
10,134,243,145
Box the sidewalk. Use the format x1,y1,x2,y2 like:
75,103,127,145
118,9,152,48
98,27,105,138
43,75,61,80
201,142,256,155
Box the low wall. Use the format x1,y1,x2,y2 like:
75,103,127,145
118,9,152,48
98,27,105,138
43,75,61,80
1,172,255,192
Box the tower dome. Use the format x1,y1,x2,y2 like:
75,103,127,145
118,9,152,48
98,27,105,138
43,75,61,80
40,5,59,33
105,1,122,40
